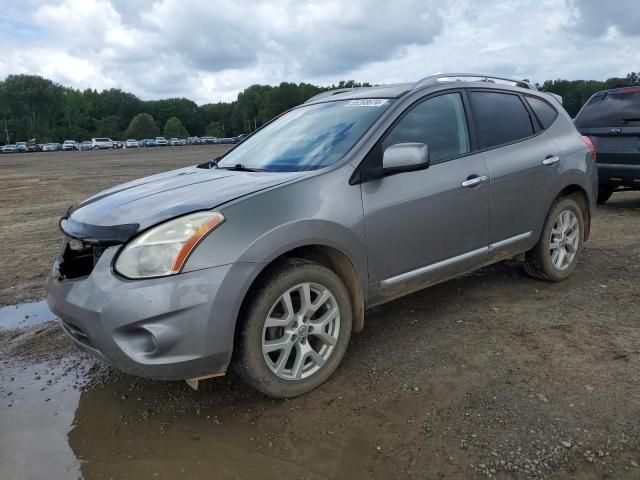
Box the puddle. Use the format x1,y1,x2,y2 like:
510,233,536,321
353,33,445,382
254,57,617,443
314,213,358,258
0,360,83,480
0,357,381,480
0,299,57,330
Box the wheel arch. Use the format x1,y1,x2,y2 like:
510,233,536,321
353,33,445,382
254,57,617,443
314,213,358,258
237,244,366,335
557,184,591,240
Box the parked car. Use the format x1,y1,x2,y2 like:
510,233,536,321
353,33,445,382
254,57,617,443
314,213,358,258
155,136,168,146
112,140,124,149
142,138,157,147
187,136,203,145
47,73,597,398
79,141,93,151
27,139,41,152
15,142,28,153
574,86,640,203
62,140,78,151
91,138,114,150
42,143,60,152
125,139,139,148
2,144,16,153
169,138,182,146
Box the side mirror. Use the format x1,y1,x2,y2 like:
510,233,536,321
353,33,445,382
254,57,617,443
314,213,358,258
382,143,430,175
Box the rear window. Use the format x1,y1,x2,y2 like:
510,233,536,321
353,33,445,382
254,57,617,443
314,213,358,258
575,89,640,128
470,91,534,149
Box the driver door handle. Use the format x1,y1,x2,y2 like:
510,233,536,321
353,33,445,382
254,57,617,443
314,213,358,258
543,155,560,166
461,175,488,188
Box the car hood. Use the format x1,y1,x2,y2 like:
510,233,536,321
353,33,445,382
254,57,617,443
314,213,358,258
67,166,305,231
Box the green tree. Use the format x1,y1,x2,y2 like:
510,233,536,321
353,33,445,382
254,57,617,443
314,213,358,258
163,116,189,138
205,121,224,137
124,113,159,139
0,74,65,142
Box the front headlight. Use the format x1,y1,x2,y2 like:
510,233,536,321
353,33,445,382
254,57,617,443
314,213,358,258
115,211,225,279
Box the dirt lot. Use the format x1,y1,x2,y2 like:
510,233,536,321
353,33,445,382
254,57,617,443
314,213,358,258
1,148,639,479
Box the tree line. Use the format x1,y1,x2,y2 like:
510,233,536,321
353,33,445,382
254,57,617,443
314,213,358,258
1,72,638,144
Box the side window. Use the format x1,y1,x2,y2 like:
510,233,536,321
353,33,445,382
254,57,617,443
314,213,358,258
525,96,558,129
470,91,534,149
382,93,470,164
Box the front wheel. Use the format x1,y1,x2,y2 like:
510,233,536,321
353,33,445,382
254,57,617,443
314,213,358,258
234,259,352,398
524,197,584,282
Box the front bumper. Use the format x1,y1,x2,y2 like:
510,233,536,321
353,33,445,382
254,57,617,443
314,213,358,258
47,246,261,380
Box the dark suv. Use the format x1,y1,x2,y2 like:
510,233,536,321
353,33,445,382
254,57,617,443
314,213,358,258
574,86,640,203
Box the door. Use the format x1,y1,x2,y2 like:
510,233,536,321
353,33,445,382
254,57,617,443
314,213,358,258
468,91,564,256
361,92,490,302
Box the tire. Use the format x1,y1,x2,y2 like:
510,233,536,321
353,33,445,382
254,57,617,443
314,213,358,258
93,146,99,150
597,187,613,205
234,258,352,398
524,197,584,282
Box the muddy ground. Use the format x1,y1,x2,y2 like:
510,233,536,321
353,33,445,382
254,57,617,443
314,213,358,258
0,148,639,479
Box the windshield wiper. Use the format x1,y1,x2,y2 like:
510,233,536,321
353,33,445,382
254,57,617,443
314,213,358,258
217,163,270,172
197,156,221,169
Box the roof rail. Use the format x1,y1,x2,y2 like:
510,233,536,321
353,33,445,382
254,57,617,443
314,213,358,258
413,73,538,91
304,88,356,104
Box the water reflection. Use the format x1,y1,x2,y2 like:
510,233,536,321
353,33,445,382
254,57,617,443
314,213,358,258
0,361,82,479
0,299,57,330
68,375,376,479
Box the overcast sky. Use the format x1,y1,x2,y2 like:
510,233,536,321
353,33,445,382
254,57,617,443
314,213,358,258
1,0,638,104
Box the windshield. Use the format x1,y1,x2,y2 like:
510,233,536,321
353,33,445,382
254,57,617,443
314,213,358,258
216,99,392,172
575,89,640,128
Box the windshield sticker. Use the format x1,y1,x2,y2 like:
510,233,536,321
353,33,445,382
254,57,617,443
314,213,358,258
345,99,389,107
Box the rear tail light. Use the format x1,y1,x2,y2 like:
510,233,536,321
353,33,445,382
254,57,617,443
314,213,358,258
581,135,596,161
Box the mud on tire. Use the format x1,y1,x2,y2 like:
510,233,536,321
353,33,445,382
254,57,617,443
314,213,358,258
524,196,585,282
234,258,352,398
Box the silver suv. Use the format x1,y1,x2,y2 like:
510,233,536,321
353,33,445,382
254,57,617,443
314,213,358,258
47,74,597,397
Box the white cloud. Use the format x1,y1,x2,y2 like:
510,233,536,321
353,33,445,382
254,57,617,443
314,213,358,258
0,0,638,104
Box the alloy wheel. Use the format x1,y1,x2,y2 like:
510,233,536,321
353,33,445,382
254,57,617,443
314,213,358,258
549,210,580,271
262,282,340,381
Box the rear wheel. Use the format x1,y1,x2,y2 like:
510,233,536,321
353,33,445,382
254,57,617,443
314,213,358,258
235,259,352,398
597,186,614,204
524,197,584,282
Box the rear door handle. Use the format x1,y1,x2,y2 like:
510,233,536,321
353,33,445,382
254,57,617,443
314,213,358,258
461,175,488,188
542,155,560,166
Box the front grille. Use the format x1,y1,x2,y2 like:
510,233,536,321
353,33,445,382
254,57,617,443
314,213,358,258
58,240,106,279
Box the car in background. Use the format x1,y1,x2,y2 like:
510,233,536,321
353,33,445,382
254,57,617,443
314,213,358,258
142,138,157,147
91,138,114,150
187,136,203,145
2,144,17,153
155,136,168,146
575,86,640,203
125,139,139,148
169,138,182,146
27,139,41,152
113,140,124,149
62,140,78,151
79,141,92,150
42,143,60,152
15,142,28,152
